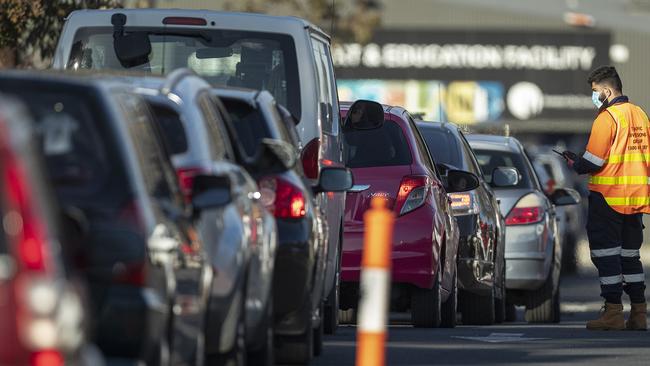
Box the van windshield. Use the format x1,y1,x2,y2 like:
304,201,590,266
67,27,301,119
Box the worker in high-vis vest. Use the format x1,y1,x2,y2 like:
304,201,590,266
565,65,648,331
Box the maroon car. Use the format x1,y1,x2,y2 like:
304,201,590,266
339,101,478,328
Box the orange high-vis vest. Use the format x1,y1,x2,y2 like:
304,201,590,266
586,102,650,214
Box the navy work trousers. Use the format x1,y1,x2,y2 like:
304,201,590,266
586,191,646,304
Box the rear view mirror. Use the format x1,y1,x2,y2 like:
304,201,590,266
445,170,480,193
550,187,581,206
195,47,233,59
313,167,354,194
344,100,384,130
112,13,152,68
191,174,232,212
492,167,520,187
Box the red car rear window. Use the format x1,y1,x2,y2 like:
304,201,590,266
344,121,412,168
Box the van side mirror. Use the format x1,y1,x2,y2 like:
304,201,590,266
445,170,480,193
343,100,384,130
313,167,354,194
492,167,520,187
191,174,232,212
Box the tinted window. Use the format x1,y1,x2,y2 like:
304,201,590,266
344,121,412,168
473,149,533,189
68,27,301,119
458,133,482,176
220,98,271,159
197,93,230,160
407,116,437,175
420,128,462,168
312,37,336,134
148,102,188,154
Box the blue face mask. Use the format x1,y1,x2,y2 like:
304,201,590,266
592,91,604,109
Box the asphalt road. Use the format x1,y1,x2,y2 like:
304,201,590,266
312,241,650,366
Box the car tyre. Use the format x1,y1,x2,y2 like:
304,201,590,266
411,267,441,328
525,267,560,323
440,269,457,328
275,297,313,365
459,286,496,325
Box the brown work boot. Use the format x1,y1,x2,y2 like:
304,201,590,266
586,303,625,330
625,303,647,331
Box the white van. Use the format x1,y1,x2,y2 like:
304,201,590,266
53,8,346,335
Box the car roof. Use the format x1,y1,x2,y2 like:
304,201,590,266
0,69,135,95
67,8,330,41
465,133,522,153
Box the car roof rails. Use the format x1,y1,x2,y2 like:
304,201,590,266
160,68,197,96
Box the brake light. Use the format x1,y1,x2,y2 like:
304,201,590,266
258,176,306,219
162,17,207,26
301,138,320,179
448,191,480,216
505,193,545,225
31,349,64,366
395,175,430,216
176,167,206,201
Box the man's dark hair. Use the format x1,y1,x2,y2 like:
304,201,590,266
587,65,623,92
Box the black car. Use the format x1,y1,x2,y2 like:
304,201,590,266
0,71,228,365
417,121,507,325
212,87,352,365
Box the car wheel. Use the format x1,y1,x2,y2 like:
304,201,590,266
246,300,274,366
459,286,496,325
338,308,356,325
275,297,313,365
440,268,457,328
525,268,560,323
411,266,441,328
313,301,324,356
324,243,341,334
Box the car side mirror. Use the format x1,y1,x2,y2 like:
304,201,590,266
492,167,520,187
445,170,480,193
313,167,354,194
191,174,232,212
343,100,384,130
550,187,581,206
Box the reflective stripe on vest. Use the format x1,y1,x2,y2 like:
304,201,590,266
588,103,650,214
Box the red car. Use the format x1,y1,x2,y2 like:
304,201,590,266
339,101,478,328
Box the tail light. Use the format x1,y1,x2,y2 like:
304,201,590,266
31,350,64,366
448,191,480,216
505,193,545,225
395,175,431,216
112,261,147,286
162,17,207,26
176,166,206,201
301,138,320,180
258,176,307,219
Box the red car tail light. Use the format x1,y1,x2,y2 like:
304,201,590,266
31,349,64,366
505,193,545,225
176,166,206,202
258,176,307,219
395,175,431,216
162,17,207,26
301,138,320,180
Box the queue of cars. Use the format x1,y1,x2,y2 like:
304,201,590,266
0,6,587,366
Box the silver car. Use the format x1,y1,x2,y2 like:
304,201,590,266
467,134,579,323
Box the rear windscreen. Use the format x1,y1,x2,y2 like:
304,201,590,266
148,103,188,155
419,128,462,168
344,121,412,168
473,149,533,189
220,98,271,159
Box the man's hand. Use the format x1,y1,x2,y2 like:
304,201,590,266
567,158,575,168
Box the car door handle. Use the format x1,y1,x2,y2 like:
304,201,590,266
348,184,370,193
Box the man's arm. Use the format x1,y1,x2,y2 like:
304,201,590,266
569,112,616,175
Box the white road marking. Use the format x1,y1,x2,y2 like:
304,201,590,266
452,332,548,343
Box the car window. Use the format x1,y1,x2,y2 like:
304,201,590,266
458,133,483,177
344,120,412,168
220,97,271,159
68,27,301,120
147,102,188,155
197,92,232,161
407,116,439,176
473,149,534,189
420,127,462,169
311,37,337,135
118,94,183,205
